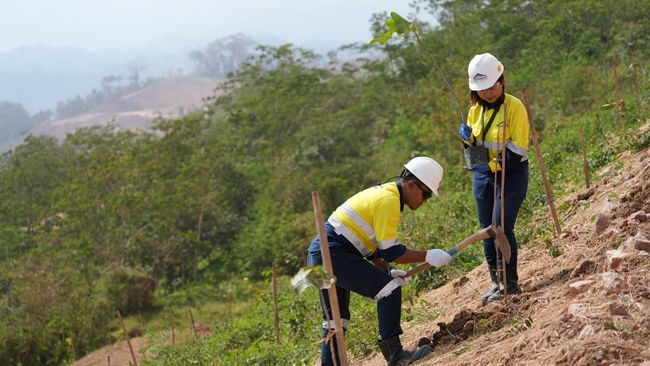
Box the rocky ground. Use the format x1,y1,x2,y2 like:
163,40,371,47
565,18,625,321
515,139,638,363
357,146,650,365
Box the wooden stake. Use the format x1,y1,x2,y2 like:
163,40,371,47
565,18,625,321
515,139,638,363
580,130,590,189
318,289,339,365
630,57,642,115
116,311,138,366
500,104,508,296
272,261,281,344
171,324,175,346
613,63,623,128
521,89,562,237
312,191,348,366
188,310,197,337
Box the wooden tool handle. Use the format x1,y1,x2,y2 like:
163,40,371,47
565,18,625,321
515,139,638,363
453,225,496,253
405,225,496,278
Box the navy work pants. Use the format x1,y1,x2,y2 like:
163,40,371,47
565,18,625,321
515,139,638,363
472,163,528,268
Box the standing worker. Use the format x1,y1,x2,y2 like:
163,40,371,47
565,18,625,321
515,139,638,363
307,157,453,366
459,53,530,302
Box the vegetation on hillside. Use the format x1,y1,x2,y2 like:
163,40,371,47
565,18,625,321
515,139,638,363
0,0,648,364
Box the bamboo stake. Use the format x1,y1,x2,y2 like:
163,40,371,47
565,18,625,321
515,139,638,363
500,104,508,296
318,289,339,366
580,130,590,188
312,191,348,366
613,64,623,128
272,261,281,344
188,310,197,337
521,89,562,237
116,311,138,366
630,58,642,115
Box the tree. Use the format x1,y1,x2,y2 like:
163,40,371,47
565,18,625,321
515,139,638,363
0,101,35,151
190,33,256,78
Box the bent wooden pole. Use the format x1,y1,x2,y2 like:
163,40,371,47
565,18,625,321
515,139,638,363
272,261,281,344
521,89,562,237
580,129,590,189
312,191,348,366
116,310,138,366
405,225,497,278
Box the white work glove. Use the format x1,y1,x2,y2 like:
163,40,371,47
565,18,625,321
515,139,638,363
426,249,453,268
390,269,410,284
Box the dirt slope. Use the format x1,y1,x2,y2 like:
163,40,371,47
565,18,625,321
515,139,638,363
30,77,221,140
357,145,650,366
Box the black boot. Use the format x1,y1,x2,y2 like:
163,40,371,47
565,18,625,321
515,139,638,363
480,266,500,303
487,265,521,302
378,336,431,366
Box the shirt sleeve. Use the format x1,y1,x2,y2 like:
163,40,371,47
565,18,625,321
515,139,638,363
508,99,530,156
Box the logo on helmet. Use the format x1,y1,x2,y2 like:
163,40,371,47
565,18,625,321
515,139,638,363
472,73,487,82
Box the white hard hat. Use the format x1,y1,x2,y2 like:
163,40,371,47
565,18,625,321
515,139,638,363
468,53,504,91
403,157,443,196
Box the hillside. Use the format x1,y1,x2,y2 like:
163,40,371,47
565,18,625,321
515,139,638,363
65,125,650,366
358,137,650,365
29,76,221,139
0,1,647,364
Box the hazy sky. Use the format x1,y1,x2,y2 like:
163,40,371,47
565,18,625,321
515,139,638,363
1,0,419,51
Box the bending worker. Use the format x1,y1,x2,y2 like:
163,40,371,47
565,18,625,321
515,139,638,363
307,156,453,366
459,53,530,302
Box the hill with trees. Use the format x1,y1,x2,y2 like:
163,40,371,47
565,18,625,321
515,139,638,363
0,0,648,364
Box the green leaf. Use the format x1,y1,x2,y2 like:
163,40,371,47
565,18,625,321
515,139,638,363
390,12,412,35
600,103,616,110
369,12,413,45
386,18,397,33
370,32,388,45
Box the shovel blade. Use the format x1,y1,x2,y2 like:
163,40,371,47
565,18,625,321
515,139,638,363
495,226,512,263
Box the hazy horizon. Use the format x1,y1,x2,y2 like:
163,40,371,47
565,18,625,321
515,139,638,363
1,0,419,52
0,1,430,112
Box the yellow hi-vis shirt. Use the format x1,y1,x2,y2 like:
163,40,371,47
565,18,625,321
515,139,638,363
327,182,406,261
466,93,530,163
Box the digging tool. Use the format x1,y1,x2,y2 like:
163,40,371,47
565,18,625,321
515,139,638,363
498,106,509,295
492,116,511,265
404,225,499,278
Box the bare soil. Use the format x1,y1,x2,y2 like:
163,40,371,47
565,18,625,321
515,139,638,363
30,77,222,140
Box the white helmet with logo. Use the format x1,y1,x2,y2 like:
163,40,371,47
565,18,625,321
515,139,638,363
403,157,443,196
468,53,504,91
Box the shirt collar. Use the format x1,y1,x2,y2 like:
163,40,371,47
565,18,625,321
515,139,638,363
396,181,405,212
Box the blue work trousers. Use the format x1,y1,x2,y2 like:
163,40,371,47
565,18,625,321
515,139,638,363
307,233,401,366
472,163,528,268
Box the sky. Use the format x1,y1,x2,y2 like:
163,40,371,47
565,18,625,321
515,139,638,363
1,0,421,51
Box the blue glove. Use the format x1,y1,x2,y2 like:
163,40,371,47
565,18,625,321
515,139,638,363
459,124,472,141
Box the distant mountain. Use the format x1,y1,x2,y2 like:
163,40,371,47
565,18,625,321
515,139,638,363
0,34,354,115
0,44,194,113
29,76,221,140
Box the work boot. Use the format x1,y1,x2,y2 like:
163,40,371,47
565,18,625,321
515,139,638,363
486,265,521,302
378,336,432,366
479,266,500,303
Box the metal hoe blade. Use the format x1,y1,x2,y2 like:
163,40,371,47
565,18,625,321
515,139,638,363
495,226,511,263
